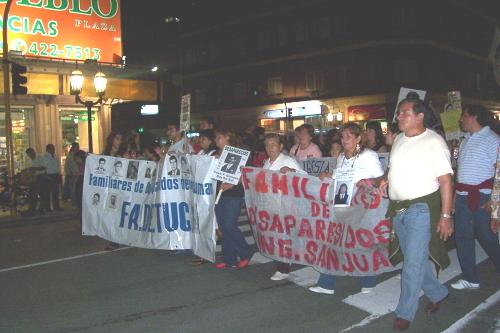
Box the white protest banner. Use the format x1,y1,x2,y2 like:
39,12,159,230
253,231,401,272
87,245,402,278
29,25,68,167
242,167,394,276
82,153,217,262
301,157,337,176
180,94,191,133
392,87,427,122
212,145,250,185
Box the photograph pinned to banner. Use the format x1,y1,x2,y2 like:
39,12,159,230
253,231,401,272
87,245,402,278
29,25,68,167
378,153,390,172
333,167,355,207
212,145,251,185
301,157,337,176
392,87,427,122
180,94,191,133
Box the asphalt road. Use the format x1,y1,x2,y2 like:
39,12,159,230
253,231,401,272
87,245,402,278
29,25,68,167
0,219,498,333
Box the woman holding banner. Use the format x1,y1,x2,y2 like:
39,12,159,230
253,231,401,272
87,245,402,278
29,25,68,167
214,129,253,269
289,124,322,159
262,133,307,280
310,122,384,295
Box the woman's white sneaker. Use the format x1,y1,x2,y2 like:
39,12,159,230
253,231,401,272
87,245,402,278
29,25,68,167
308,286,335,295
270,271,289,281
451,279,480,290
361,287,374,294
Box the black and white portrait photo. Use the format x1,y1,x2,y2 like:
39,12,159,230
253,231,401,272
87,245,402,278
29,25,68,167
112,160,124,177
126,161,139,180
95,157,106,174
168,155,180,176
221,153,241,174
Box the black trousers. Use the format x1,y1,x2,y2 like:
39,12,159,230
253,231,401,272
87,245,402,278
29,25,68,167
41,174,61,211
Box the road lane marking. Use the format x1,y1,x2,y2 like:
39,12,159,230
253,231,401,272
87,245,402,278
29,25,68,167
340,241,488,332
0,246,131,273
441,290,500,333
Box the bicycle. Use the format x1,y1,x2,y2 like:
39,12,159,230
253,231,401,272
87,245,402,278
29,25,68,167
0,169,32,215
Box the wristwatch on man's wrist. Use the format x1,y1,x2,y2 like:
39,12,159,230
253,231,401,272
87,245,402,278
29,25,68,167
441,213,453,219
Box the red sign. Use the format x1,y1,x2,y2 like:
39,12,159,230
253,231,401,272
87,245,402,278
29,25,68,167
0,0,122,64
348,104,387,121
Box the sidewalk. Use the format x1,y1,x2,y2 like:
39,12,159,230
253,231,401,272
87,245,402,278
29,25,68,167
0,201,80,229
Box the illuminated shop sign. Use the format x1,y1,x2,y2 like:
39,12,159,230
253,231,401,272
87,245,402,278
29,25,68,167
264,105,322,119
0,0,122,64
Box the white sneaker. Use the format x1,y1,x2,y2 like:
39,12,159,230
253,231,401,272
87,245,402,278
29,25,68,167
308,286,335,295
361,287,374,294
451,279,480,290
270,271,289,281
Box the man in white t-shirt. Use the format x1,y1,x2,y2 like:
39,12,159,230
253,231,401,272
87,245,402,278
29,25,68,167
380,98,454,331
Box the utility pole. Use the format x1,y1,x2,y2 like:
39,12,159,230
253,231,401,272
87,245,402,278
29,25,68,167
2,0,16,216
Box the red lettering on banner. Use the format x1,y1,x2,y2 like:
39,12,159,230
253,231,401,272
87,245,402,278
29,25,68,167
372,249,391,271
258,210,270,231
326,248,340,270
247,207,256,225
368,190,381,209
319,182,329,203
301,178,314,200
257,234,274,255
278,239,292,258
298,218,313,238
333,223,344,247
311,202,320,217
342,252,355,272
241,168,252,190
315,220,326,241
304,240,318,264
344,226,356,249
255,171,269,193
271,173,288,195
327,222,336,243
270,214,284,233
284,215,296,235
292,176,301,198
373,219,391,244
317,245,327,267
353,253,369,272
356,228,375,248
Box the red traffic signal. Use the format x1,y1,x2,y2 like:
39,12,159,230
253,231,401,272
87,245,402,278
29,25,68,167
11,62,28,95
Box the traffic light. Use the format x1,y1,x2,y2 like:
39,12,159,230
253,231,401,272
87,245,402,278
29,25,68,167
11,62,27,95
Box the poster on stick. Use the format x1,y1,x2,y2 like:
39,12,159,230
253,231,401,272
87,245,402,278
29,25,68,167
242,167,394,276
392,87,427,122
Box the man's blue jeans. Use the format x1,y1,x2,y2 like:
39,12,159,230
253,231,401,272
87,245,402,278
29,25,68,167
317,273,376,290
454,193,500,283
215,196,252,266
393,202,448,322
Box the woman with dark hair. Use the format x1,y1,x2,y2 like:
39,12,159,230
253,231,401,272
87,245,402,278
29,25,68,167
334,183,349,204
102,131,124,157
143,144,161,162
213,129,253,269
197,129,218,156
364,121,388,153
310,122,384,295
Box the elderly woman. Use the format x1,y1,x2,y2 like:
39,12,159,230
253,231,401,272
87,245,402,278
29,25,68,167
262,133,307,280
310,122,384,295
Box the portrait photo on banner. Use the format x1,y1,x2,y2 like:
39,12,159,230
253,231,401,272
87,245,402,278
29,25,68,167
126,161,139,180
333,179,354,207
112,160,125,177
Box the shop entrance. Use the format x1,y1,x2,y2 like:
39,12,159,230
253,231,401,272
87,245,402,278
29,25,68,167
59,109,99,154
0,107,33,172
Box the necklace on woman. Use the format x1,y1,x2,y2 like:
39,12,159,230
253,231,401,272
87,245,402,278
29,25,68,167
341,151,359,168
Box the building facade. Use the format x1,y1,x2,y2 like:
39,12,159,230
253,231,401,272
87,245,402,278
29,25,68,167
170,0,500,132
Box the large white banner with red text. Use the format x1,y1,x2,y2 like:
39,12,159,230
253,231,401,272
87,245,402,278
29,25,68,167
242,167,394,276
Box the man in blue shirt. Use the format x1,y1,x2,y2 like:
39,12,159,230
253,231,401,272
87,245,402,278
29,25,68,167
453,104,500,290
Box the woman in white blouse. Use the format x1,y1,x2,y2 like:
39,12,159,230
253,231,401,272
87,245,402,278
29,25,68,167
263,133,307,281
311,122,384,295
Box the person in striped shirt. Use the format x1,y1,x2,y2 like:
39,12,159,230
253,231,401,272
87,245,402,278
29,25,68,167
452,104,500,290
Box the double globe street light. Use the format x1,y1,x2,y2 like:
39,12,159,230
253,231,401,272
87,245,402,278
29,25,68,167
70,69,107,153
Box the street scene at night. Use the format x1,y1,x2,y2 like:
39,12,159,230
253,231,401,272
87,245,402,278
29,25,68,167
0,1,499,332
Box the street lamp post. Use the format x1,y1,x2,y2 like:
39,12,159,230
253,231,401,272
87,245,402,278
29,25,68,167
70,69,107,153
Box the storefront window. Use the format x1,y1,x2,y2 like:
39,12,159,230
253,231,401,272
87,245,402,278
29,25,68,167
59,108,99,154
0,107,33,172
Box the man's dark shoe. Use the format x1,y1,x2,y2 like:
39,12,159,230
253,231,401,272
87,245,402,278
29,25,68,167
393,317,410,331
425,294,448,314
